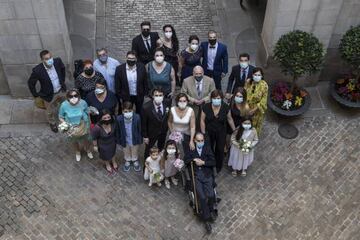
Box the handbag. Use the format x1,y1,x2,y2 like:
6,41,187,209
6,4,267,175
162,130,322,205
68,120,88,137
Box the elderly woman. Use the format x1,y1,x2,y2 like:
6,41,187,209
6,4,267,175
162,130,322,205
58,89,93,162
75,59,105,99
244,67,268,135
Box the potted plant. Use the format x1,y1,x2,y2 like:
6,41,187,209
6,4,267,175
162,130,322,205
330,25,360,108
269,30,325,116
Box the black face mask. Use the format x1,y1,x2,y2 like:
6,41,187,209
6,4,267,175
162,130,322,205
209,39,217,46
100,118,113,125
84,68,94,76
142,30,150,38
127,60,136,67
195,76,203,82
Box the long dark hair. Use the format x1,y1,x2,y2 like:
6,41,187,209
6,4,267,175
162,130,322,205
163,140,180,160
230,87,247,109
163,24,179,52
235,116,253,141
249,67,264,85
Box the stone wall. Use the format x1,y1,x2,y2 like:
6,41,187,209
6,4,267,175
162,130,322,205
259,0,360,86
0,0,72,97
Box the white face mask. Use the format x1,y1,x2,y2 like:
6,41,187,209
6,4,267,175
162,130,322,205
124,112,133,119
190,44,199,51
240,62,249,69
178,102,187,109
164,32,172,39
234,96,243,104
253,75,262,82
155,56,164,64
154,96,164,105
69,98,79,105
242,123,252,130
167,148,176,154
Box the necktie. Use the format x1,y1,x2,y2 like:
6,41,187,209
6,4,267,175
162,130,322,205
157,105,162,118
145,39,151,53
241,69,246,83
197,83,201,98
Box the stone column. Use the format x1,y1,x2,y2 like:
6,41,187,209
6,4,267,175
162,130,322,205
0,0,72,97
258,0,345,86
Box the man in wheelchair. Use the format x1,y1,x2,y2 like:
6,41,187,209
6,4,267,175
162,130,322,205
184,132,217,234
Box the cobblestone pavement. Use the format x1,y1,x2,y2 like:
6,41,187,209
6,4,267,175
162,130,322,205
104,0,215,61
0,112,359,240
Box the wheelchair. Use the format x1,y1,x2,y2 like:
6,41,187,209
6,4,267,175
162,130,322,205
181,162,220,218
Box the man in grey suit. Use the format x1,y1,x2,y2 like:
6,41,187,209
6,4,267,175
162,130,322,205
181,66,216,129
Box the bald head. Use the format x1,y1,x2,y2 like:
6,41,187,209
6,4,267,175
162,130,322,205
193,66,204,79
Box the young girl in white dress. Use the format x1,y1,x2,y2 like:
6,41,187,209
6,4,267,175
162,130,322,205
144,147,163,187
228,117,258,177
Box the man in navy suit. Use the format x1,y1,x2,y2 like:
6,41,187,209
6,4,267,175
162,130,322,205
28,50,67,132
225,53,255,99
185,132,217,234
201,30,228,90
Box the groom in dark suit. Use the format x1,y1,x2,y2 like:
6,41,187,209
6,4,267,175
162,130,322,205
131,21,160,65
141,87,171,159
201,30,228,90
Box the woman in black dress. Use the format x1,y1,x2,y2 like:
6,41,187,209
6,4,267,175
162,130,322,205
200,90,236,173
179,35,203,84
157,24,180,86
228,87,250,131
75,59,105,99
91,109,118,175
85,78,118,124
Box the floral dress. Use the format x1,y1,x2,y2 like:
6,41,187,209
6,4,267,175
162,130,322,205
244,79,268,135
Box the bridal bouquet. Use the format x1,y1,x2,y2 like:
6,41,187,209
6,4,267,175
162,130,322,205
169,131,183,143
58,121,70,133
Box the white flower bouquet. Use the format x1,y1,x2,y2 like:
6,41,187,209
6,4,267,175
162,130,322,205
58,121,71,133
239,139,252,153
152,172,164,183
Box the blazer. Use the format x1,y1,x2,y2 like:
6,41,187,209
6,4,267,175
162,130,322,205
184,143,215,178
28,58,66,102
131,32,160,65
114,62,148,101
181,75,216,104
200,42,228,75
226,64,255,93
141,98,171,139
117,114,143,147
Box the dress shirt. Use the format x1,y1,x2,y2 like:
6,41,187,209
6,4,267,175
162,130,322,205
126,64,137,96
207,42,218,71
93,57,120,93
44,63,61,93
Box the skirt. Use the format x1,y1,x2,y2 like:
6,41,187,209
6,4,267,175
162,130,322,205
227,145,255,171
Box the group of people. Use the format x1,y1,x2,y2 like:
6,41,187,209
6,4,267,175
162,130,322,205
27,21,269,233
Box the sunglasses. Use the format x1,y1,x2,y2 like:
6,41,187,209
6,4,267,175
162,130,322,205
69,94,79,98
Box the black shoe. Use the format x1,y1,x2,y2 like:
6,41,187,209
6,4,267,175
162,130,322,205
50,124,58,133
205,222,212,234
216,197,222,203
210,211,218,222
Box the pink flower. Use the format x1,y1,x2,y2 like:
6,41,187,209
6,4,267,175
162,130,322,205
173,158,184,170
169,131,183,143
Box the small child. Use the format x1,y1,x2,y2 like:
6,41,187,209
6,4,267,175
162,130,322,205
116,101,143,172
144,147,163,187
228,117,258,177
161,140,181,189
